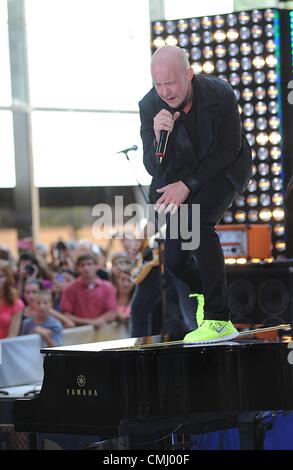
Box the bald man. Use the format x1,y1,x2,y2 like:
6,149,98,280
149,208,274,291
139,46,252,343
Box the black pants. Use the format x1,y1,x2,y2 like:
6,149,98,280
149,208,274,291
130,267,196,337
164,174,237,321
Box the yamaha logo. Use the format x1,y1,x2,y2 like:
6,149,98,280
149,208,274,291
77,375,86,387
66,374,98,398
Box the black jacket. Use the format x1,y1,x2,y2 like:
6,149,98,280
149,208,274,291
139,74,252,195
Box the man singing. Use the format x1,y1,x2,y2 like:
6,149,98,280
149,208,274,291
139,45,252,343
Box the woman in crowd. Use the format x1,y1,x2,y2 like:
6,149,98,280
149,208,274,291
0,264,24,339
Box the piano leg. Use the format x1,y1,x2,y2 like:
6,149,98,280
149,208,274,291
238,412,266,450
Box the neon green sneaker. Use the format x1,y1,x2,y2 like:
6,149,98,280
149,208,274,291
183,320,239,343
189,293,204,327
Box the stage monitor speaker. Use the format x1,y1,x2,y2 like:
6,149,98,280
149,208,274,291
227,263,293,326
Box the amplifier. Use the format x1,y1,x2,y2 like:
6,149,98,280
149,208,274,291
216,224,272,259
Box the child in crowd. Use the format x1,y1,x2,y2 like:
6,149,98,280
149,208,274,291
21,290,63,347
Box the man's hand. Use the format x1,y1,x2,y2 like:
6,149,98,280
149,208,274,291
153,109,180,143
154,181,190,214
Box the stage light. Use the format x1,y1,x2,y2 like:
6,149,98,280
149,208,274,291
239,12,250,25
272,177,283,191
235,195,246,207
267,69,277,82
272,193,284,206
243,118,255,131
189,18,200,30
251,25,263,39
252,163,257,175
216,60,227,73
275,241,286,252
240,26,251,40
270,146,281,159
256,132,269,145
269,131,281,145
153,37,165,48
227,29,239,42
229,58,240,71
191,47,201,60
230,73,240,86
191,62,202,74
248,210,259,222
272,208,285,221
201,16,212,29
215,44,226,57
241,71,253,85
264,9,274,22
214,15,225,28
248,179,258,192
265,23,274,37
268,116,280,129
265,39,276,52
240,42,252,55
258,163,270,176
241,57,252,70
203,31,213,44
259,193,271,206
255,101,267,115
255,87,266,100
153,22,164,35
252,41,264,54
247,194,258,207
243,103,254,116
226,13,237,27
235,211,246,222
258,178,271,191
254,71,266,84
257,146,269,159
178,34,189,47
273,224,285,236
246,133,256,146
190,33,201,46
165,21,176,34
165,35,178,46
252,9,263,23
256,118,267,131
223,211,233,223
242,88,253,101
203,46,213,59
252,56,266,69
177,19,188,32
214,30,226,42
267,85,278,99
203,61,215,73
236,258,247,264
271,162,282,175
259,208,272,222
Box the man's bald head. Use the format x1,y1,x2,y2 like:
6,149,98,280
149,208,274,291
151,46,194,111
151,46,190,74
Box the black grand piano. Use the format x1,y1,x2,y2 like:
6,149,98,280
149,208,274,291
13,336,293,449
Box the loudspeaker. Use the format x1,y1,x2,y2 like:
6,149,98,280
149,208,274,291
227,262,293,326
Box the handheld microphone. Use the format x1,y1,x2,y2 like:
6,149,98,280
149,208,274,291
155,130,169,160
117,144,138,154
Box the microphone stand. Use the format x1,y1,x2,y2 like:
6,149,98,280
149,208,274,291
120,149,167,335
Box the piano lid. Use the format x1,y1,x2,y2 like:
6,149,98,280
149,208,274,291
41,333,283,355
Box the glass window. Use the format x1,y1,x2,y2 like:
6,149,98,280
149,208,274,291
25,0,152,110
0,1,12,106
32,111,151,187
0,111,15,187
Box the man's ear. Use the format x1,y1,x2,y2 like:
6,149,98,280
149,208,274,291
186,67,194,81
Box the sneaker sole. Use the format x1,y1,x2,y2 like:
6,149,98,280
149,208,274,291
184,331,239,344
